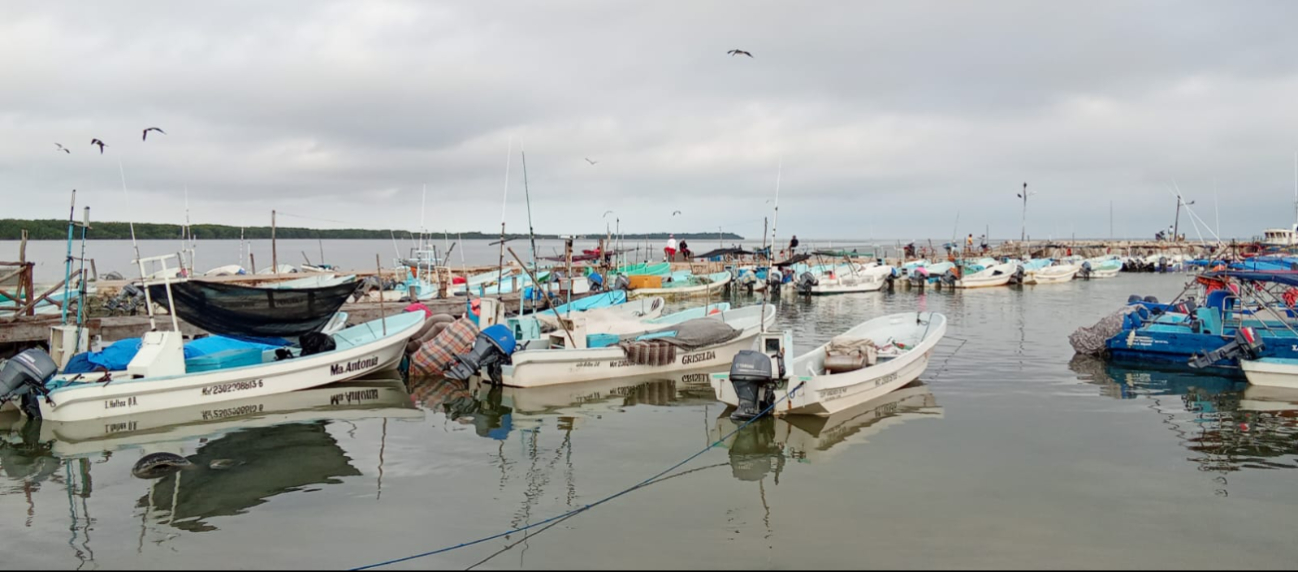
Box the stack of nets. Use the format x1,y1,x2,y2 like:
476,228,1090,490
1069,305,1143,356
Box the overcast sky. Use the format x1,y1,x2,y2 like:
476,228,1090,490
4,1,1298,241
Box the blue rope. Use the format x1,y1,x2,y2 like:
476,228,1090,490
351,381,806,571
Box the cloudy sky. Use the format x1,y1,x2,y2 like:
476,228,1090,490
4,1,1298,241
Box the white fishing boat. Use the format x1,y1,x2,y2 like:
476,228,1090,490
37,376,423,458
1241,358,1298,389
1027,263,1080,285
0,312,424,423
459,304,776,389
709,381,942,465
203,264,247,277
955,261,1020,289
270,273,356,289
710,312,947,417
0,254,425,423
627,271,732,299
807,265,894,295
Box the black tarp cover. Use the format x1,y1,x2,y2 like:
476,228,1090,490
148,279,357,338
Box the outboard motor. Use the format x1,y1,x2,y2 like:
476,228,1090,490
727,349,784,421
1009,265,1026,285
795,272,818,295
445,324,517,384
1188,327,1264,369
1143,295,1159,304
1079,261,1093,280
0,349,59,418
612,274,631,292
1127,294,1143,304
588,272,605,292
940,269,959,286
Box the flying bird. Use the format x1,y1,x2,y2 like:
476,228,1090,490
585,157,598,165
672,210,682,216
54,143,70,154
727,49,753,58
142,127,166,141
90,139,106,154
602,210,614,218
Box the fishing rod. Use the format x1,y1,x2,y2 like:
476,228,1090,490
60,189,76,325
74,206,90,349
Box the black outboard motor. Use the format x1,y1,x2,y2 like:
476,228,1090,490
446,324,517,384
1009,265,1026,285
795,272,818,295
1143,295,1159,304
0,349,59,418
1127,294,1143,304
1079,261,1093,280
728,350,784,421
1188,327,1264,369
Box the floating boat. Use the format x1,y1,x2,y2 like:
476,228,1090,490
711,311,947,417
709,381,942,467
1028,263,1080,285
627,271,732,299
1241,357,1298,389
0,312,424,422
1085,256,1123,278
806,265,894,295
955,261,1021,289
452,304,776,388
35,375,422,458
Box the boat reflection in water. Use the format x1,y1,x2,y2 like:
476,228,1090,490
1070,356,1298,489
406,367,721,440
711,382,943,481
0,372,422,556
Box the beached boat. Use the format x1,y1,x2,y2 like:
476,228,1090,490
0,312,424,422
271,273,356,289
456,304,776,388
710,311,947,417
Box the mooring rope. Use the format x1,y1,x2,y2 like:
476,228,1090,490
350,381,807,571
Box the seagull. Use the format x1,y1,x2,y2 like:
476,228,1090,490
727,49,753,58
142,127,166,141
54,143,70,154
90,139,106,154
602,210,614,218
585,157,598,165
672,210,682,216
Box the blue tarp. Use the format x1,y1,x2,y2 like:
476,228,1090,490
64,336,288,374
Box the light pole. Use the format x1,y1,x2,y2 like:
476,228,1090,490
1016,182,1036,244
1173,196,1194,242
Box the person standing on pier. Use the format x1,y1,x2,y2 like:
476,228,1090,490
664,234,678,261
788,235,800,256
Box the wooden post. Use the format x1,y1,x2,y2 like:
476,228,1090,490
249,253,257,275
271,210,278,275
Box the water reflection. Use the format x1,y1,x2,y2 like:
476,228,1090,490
1070,357,1298,493
406,369,721,441
711,382,942,481
135,422,360,533
0,373,423,565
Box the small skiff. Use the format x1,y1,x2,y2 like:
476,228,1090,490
628,271,732,299
711,312,947,416
807,265,894,295
955,262,1019,289
497,304,776,388
0,312,426,422
1241,358,1298,390
1027,264,1080,285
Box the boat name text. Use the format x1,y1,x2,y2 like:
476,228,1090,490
331,356,381,376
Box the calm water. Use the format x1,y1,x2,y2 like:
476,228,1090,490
6,238,897,283
3,274,1298,569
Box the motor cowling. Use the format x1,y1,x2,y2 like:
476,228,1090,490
795,272,818,294
446,324,517,383
0,349,58,416
728,350,782,421
940,269,958,285
613,274,631,291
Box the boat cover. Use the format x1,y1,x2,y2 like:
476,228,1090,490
148,279,358,338
1204,270,1298,287
63,335,287,374
636,317,741,349
410,318,479,377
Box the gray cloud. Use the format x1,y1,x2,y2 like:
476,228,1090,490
3,0,1298,242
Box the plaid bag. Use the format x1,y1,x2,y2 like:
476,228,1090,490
618,340,677,367
410,318,479,377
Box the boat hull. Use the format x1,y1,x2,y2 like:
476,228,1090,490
34,316,424,422
1242,359,1298,389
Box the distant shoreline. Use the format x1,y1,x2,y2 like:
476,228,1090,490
0,219,743,241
